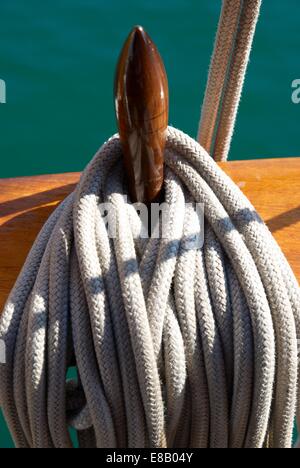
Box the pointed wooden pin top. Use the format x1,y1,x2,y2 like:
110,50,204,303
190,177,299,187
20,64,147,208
114,26,169,203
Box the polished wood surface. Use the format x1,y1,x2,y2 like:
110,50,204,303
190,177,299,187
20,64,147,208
0,157,299,312
115,26,169,203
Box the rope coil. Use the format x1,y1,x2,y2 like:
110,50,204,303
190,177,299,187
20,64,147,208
0,127,299,448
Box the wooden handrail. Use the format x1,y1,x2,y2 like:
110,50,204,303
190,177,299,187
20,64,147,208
0,157,299,312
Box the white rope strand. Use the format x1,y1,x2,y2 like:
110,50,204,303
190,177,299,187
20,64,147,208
213,0,262,161
197,0,242,155
198,0,262,161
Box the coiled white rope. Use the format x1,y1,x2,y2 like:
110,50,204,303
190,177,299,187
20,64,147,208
0,127,299,448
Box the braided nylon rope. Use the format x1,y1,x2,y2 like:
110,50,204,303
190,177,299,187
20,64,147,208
198,0,262,161
0,127,299,448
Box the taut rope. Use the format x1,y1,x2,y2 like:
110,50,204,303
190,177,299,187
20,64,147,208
198,0,262,161
0,127,299,448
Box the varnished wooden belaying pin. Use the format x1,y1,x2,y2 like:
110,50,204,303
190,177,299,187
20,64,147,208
114,26,169,204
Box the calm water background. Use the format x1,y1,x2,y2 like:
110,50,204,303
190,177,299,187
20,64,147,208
0,0,299,447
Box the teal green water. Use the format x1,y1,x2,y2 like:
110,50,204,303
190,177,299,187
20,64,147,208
0,0,299,448
1,0,300,179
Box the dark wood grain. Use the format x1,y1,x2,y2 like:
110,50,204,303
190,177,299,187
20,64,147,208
114,26,169,203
